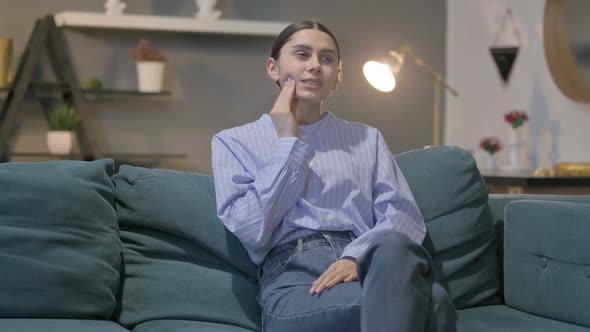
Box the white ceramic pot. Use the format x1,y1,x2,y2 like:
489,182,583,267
47,131,74,155
136,61,165,92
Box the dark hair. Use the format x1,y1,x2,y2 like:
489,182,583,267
270,20,340,62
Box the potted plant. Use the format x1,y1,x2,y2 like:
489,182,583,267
130,38,166,92
47,103,80,155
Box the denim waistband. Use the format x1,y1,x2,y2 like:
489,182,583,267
263,231,356,266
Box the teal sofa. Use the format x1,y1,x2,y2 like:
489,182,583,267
0,146,589,332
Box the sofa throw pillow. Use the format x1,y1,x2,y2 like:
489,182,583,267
0,159,120,319
504,200,590,328
112,166,260,331
394,146,501,309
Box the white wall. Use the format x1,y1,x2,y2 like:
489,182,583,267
446,0,590,172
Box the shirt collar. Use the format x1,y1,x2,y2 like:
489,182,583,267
260,111,333,134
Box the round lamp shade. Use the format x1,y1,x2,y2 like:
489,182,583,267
363,60,396,92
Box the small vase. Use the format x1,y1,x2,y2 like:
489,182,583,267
486,153,497,172
505,127,527,172
195,0,221,20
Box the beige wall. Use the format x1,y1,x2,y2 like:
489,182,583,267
446,0,590,171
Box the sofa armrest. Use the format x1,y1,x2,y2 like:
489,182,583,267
503,199,590,328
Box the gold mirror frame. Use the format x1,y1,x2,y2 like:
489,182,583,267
544,0,590,103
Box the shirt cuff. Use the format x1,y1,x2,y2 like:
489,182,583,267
340,241,367,260
271,137,315,167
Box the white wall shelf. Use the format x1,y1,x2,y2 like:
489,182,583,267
54,11,288,36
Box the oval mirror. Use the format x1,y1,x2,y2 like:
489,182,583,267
544,0,590,103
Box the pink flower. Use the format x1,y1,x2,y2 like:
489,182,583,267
480,137,502,154
504,110,528,129
130,38,166,62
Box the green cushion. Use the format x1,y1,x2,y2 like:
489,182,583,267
112,166,260,331
132,320,257,332
0,319,130,332
458,305,590,332
395,146,501,309
504,200,590,328
0,159,120,319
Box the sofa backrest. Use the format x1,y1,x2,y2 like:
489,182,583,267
395,146,502,309
504,200,590,328
111,166,260,331
0,159,121,319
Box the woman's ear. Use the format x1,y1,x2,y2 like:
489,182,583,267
266,57,280,83
332,65,343,91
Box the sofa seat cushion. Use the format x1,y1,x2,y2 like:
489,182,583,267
395,146,501,309
457,305,590,332
0,159,121,319
132,320,257,332
504,200,590,328
0,319,130,332
112,167,260,331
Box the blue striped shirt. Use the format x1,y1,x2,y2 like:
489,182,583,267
211,112,425,265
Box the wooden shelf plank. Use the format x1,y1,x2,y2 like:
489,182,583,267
54,11,288,36
1,83,170,99
11,152,186,159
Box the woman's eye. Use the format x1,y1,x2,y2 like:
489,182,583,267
296,52,308,58
321,56,334,63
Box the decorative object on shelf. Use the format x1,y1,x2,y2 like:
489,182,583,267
0,37,14,88
130,38,166,92
480,137,502,171
553,162,590,177
363,45,458,146
490,9,521,85
195,0,222,21
84,77,103,90
503,110,529,172
47,103,80,155
105,0,126,16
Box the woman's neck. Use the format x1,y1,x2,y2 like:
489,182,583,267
295,101,325,125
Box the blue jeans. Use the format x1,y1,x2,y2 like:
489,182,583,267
257,231,456,332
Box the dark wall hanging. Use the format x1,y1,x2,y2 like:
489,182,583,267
490,9,521,85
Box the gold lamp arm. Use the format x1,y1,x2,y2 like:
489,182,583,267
390,45,459,146
393,45,459,97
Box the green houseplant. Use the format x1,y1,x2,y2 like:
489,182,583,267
47,103,80,155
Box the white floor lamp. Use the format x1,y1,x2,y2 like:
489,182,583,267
363,45,459,146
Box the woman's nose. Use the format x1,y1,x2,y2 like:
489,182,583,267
308,56,321,72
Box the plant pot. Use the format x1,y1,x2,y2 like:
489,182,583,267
136,61,165,92
47,131,74,155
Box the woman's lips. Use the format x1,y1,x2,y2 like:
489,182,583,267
300,78,322,89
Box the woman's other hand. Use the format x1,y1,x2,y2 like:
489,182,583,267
310,257,358,294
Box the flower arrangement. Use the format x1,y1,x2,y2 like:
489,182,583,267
130,38,166,62
504,110,528,129
480,137,502,155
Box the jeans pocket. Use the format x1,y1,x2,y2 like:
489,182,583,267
259,249,295,288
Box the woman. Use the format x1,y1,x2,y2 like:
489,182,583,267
211,20,456,332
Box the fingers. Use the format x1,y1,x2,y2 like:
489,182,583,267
271,77,296,114
309,260,358,295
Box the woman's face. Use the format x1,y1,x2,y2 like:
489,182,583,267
267,29,340,104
